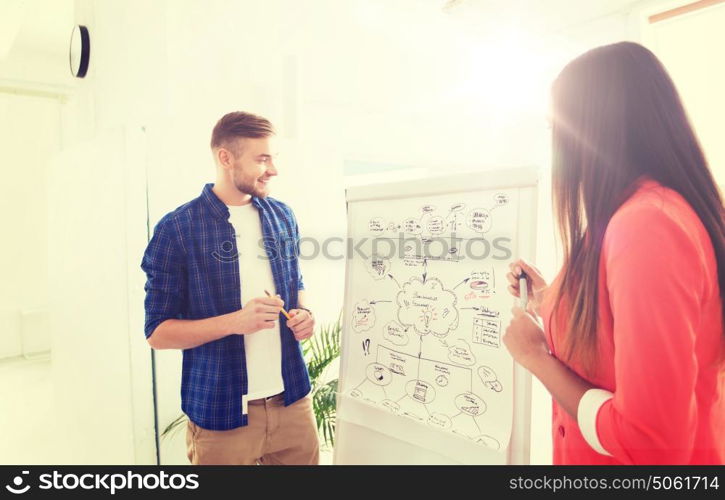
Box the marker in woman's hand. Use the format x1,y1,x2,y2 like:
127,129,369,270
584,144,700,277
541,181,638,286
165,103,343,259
519,271,529,309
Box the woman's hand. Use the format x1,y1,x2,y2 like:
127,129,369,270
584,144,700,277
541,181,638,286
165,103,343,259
503,306,550,372
506,259,548,317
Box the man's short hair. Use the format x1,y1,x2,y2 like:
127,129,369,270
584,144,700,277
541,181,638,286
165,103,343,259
210,111,274,156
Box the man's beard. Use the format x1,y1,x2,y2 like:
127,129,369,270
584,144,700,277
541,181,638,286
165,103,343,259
233,170,267,198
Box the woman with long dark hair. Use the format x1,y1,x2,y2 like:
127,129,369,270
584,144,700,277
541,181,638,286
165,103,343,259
504,41,725,464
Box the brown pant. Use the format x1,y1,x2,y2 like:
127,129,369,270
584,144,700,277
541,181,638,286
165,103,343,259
185,392,320,465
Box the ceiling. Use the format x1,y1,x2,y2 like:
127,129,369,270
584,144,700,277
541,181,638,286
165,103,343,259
0,0,663,88
440,0,651,34
0,0,659,62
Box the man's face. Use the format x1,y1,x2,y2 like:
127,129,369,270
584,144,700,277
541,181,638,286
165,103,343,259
228,137,277,198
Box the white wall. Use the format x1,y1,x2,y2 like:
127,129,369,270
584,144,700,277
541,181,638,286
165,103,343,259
0,94,59,360
643,2,725,187
45,0,166,464
0,0,74,93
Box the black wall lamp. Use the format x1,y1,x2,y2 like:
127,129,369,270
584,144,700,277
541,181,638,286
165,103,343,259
69,25,90,78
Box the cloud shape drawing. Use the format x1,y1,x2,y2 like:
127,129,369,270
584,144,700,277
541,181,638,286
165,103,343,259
352,300,375,333
396,277,458,337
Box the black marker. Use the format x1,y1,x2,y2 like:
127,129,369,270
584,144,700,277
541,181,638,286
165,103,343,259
518,270,529,308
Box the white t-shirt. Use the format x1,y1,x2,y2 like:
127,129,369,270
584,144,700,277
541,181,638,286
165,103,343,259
226,202,284,400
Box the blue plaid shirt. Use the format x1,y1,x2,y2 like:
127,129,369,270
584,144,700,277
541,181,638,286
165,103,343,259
140,183,311,430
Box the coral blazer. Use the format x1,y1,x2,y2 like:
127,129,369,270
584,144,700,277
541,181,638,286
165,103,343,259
540,178,725,464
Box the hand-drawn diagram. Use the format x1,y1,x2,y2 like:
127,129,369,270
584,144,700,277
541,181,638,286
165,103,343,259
351,300,376,333
366,255,391,280
397,277,458,337
478,365,503,392
342,190,518,452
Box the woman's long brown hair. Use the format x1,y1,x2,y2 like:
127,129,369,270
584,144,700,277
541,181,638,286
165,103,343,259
550,42,725,373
